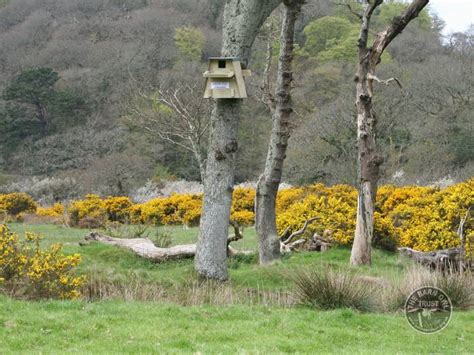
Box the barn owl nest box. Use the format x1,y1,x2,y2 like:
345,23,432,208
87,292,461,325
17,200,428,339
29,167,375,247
203,57,251,99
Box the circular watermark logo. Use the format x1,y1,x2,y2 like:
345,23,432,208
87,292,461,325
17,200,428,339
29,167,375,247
405,286,452,334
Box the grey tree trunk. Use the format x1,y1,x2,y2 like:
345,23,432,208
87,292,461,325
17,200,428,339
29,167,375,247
195,0,282,280
256,0,304,265
351,0,430,266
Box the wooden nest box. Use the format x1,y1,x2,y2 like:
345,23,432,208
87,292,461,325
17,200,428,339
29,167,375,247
203,57,251,99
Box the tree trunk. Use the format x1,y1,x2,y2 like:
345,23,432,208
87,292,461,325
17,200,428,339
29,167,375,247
256,0,303,265
351,56,382,266
350,0,429,266
190,139,207,182
34,101,48,133
195,0,282,280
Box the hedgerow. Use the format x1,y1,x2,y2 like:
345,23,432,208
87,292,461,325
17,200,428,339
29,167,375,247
0,179,472,252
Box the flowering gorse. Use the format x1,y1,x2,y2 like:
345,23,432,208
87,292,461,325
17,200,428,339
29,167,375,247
3,178,472,252
0,224,84,299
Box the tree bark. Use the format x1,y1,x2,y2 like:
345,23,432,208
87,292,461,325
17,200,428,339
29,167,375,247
195,0,282,280
350,0,429,266
256,0,303,265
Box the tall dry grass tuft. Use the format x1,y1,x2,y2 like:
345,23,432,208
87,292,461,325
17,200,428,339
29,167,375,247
380,266,474,312
83,266,472,312
290,267,376,312
83,270,295,307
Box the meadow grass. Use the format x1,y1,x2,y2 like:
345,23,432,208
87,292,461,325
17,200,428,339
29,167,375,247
7,223,408,290
1,295,473,353
2,223,473,353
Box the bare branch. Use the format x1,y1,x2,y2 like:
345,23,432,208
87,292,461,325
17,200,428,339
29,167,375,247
125,81,211,181
369,0,430,71
332,1,363,20
458,206,471,252
281,216,319,245
368,74,403,89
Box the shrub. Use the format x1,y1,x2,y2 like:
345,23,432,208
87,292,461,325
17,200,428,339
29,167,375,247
104,196,133,222
381,179,473,251
36,203,64,217
0,177,81,205
24,178,474,254
276,184,358,246
176,196,202,227
0,192,37,216
230,187,255,226
232,187,255,213
0,224,84,299
230,210,255,226
291,267,375,312
140,193,202,226
276,179,473,252
68,194,107,227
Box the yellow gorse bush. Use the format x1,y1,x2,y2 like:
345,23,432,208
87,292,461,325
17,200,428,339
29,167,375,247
140,193,202,226
276,184,358,245
104,196,133,223
0,224,84,299
3,178,469,252
276,179,473,252
68,194,107,226
0,192,37,216
37,203,64,217
63,187,256,228
381,179,474,252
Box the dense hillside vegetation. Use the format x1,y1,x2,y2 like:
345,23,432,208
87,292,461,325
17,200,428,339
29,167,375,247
0,0,472,195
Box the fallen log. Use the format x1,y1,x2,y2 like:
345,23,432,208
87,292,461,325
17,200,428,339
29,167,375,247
84,232,196,261
307,232,333,252
83,216,332,262
399,208,473,271
279,217,335,253
83,230,252,262
398,246,472,271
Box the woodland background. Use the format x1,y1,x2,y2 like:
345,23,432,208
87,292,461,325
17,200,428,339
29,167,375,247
0,0,472,198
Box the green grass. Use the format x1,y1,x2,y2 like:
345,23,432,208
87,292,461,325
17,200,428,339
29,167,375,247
2,223,472,353
1,296,473,353
7,223,408,290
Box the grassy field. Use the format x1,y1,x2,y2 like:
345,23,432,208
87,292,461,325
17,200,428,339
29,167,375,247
1,296,473,353
1,223,473,353
7,223,408,290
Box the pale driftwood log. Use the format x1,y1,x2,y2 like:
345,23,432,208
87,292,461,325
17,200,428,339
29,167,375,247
281,217,319,245
84,216,329,261
84,229,252,262
307,232,334,252
84,232,196,261
398,247,471,271
279,217,334,253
